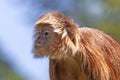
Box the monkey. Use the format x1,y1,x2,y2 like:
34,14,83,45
33,12,120,80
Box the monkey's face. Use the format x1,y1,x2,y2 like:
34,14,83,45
33,12,79,59
33,24,63,58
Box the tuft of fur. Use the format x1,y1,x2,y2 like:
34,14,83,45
34,12,120,80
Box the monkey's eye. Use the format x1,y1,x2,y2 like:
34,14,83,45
43,31,50,38
38,31,41,35
45,31,49,35
35,29,41,35
34,30,41,38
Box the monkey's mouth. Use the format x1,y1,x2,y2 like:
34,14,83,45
35,44,43,47
34,43,46,49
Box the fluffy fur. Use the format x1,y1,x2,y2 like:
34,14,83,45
33,12,120,80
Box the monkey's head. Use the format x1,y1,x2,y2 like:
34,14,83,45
33,12,79,59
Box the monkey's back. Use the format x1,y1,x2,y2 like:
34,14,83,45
50,27,120,80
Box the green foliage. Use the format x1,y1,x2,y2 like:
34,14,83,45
105,0,120,9
0,51,24,80
96,22,120,40
77,0,120,40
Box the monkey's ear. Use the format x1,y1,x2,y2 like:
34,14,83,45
65,27,76,46
65,26,79,54
67,29,74,41
64,22,79,47
64,22,74,41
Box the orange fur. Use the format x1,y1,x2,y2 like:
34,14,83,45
34,12,120,80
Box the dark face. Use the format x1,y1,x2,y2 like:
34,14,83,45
33,24,61,57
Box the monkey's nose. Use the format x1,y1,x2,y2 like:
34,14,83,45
35,36,42,43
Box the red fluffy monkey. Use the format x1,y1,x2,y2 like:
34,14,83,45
33,12,120,80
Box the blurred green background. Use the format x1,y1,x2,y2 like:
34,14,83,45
0,0,120,80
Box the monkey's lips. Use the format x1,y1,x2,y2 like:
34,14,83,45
35,44,43,48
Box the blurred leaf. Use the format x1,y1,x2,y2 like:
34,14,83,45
95,21,120,40
0,49,24,80
105,0,120,9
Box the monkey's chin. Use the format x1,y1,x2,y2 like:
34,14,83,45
34,53,48,58
33,52,49,58
32,48,49,58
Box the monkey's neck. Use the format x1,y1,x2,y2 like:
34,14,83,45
49,51,109,80
49,56,88,80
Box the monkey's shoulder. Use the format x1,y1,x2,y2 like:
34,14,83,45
79,27,104,34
